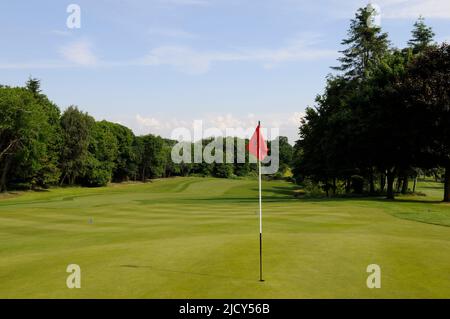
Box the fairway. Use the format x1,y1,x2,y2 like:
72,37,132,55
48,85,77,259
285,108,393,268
0,177,449,298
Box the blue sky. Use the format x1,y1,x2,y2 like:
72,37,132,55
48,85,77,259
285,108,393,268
1,0,450,143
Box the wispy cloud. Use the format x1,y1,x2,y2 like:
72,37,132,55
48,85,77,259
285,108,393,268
352,0,450,19
0,34,335,72
158,0,211,6
322,0,450,19
141,46,216,74
59,39,98,66
50,30,72,37
378,0,450,19
141,34,336,74
148,27,198,39
0,61,70,69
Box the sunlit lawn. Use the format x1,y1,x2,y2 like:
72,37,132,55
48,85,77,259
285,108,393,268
0,177,448,298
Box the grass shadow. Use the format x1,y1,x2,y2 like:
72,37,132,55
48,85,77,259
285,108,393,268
191,196,296,203
119,264,251,281
264,185,299,196
297,196,444,205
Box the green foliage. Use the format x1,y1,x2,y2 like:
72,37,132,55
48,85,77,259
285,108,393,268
25,77,42,96
59,106,95,185
135,134,166,181
333,5,390,79
26,80,62,187
100,121,137,182
276,136,293,175
0,86,57,191
402,44,450,201
293,6,449,201
408,16,435,54
81,121,119,187
213,163,234,178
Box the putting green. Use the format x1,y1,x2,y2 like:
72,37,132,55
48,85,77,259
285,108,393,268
0,177,448,298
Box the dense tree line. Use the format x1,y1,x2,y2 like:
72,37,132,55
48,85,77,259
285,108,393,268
0,81,293,191
293,6,450,201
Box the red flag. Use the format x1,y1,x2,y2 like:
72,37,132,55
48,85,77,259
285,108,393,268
247,123,268,161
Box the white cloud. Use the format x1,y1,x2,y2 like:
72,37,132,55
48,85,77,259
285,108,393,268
207,114,248,130
136,114,161,129
59,39,98,66
288,112,306,126
127,112,304,143
135,114,189,131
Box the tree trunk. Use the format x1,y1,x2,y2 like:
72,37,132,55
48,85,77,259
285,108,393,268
413,176,417,193
386,171,395,200
444,166,450,202
396,178,402,193
0,157,11,193
369,169,375,194
401,176,409,194
60,172,67,186
345,177,351,194
69,174,75,186
380,172,386,192
332,178,337,196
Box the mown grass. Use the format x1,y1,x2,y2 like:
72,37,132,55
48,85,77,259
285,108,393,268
0,177,448,298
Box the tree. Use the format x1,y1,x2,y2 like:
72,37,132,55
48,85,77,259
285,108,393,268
293,7,427,199
81,121,119,187
25,77,42,96
408,16,435,54
98,121,137,182
293,74,363,195
403,44,450,201
294,107,330,187
333,5,390,79
358,50,412,199
213,163,234,178
24,78,62,188
2,78,293,191
277,136,293,174
59,106,95,185
0,87,48,191
135,134,165,181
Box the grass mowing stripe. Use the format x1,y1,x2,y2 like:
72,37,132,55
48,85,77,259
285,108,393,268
0,177,448,298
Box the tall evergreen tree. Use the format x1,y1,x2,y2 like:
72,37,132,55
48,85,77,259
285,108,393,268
25,77,42,96
333,5,390,79
24,78,62,187
408,16,435,53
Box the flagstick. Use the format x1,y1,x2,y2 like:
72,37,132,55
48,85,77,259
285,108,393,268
258,121,264,282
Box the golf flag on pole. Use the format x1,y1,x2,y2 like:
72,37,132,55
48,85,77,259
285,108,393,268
248,123,268,161
247,122,267,282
